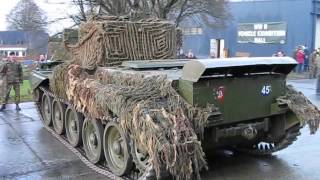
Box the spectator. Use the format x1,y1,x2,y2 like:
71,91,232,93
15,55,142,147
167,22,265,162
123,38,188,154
187,49,196,59
177,49,187,59
316,48,320,94
309,49,319,79
304,45,310,71
295,48,305,73
39,54,46,62
275,51,285,57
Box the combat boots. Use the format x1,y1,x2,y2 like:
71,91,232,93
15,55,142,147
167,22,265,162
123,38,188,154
16,104,21,111
0,104,6,111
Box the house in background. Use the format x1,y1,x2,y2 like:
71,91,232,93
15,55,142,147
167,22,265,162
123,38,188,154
0,31,49,60
0,44,27,57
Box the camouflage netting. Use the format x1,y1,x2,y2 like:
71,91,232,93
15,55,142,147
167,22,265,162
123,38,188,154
278,85,320,134
50,64,210,179
65,18,179,70
51,16,320,180
50,62,320,179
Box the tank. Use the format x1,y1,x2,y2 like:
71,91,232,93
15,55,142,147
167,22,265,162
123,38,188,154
30,17,320,180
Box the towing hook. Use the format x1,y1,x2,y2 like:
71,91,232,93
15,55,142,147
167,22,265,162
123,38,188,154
242,125,258,140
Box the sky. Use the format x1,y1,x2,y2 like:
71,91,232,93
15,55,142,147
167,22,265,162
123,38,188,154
0,0,78,35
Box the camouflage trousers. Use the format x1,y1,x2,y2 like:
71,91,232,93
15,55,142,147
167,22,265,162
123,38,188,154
309,65,318,79
1,83,20,104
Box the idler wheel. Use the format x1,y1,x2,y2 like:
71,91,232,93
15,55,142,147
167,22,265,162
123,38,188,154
104,122,132,176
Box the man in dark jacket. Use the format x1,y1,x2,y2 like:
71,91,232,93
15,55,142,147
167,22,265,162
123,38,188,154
0,52,23,111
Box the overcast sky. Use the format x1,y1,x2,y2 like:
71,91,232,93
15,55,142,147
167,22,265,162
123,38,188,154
0,0,78,35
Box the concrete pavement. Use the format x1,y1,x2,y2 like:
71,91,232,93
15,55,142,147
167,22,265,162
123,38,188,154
0,104,106,180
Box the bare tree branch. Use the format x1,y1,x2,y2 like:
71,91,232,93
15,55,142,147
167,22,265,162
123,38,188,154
69,0,229,28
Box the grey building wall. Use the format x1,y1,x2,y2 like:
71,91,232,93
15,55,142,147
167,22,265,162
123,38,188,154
182,0,315,58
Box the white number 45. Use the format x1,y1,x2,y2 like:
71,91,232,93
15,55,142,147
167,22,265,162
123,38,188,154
261,85,272,96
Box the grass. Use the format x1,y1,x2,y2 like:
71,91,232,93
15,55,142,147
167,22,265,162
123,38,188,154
7,67,34,103
9,80,33,103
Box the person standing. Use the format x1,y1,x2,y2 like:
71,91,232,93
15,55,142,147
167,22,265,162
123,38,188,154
187,49,195,59
309,49,319,79
304,46,310,71
0,52,23,111
295,48,305,73
316,48,320,94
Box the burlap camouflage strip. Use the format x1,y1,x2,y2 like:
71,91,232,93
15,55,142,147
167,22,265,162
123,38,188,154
51,64,210,179
278,85,320,134
65,19,179,70
54,17,320,180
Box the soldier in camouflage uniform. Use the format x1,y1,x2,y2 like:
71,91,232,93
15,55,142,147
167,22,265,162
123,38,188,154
0,52,23,111
309,49,319,79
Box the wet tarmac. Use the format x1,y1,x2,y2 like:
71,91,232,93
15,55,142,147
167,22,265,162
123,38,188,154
0,79,320,180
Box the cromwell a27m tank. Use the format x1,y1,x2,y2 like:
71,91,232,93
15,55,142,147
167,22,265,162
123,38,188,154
30,17,320,180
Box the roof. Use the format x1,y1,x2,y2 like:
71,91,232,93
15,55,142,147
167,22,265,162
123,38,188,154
0,44,28,48
0,31,49,54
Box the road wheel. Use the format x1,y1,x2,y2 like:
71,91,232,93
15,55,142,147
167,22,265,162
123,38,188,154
41,93,52,126
82,118,104,164
52,99,66,135
131,139,150,174
65,106,84,147
104,122,133,176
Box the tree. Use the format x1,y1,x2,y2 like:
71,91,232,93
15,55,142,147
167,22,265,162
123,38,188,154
76,0,229,27
6,0,48,31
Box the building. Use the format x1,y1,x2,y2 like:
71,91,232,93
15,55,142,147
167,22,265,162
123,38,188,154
0,45,27,58
182,0,320,58
0,31,49,60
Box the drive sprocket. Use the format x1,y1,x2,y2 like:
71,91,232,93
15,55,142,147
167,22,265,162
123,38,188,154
235,123,302,155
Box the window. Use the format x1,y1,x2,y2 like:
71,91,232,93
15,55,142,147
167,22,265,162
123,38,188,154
16,41,24,45
182,27,203,35
22,51,26,57
15,51,19,56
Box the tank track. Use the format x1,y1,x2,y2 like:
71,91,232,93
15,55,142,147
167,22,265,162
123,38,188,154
235,124,302,155
35,86,139,180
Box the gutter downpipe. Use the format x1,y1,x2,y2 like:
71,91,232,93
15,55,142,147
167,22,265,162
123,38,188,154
312,0,317,50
